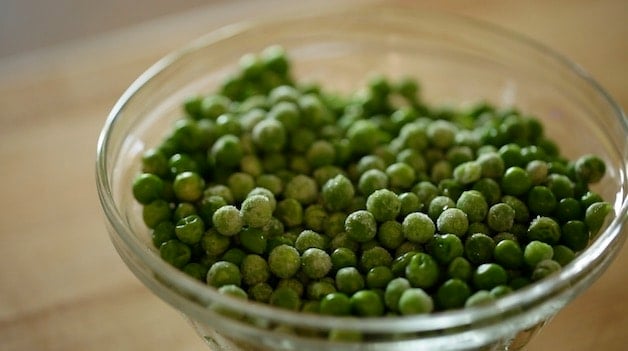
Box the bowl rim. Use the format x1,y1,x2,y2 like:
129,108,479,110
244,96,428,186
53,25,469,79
96,2,628,335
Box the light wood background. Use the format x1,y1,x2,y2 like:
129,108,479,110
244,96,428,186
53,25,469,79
0,1,626,350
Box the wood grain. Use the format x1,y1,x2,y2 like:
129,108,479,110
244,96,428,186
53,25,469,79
0,1,625,350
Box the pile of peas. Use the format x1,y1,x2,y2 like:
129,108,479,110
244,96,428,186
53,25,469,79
133,46,613,322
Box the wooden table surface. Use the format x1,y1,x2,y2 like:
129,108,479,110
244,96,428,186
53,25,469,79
1,1,626,350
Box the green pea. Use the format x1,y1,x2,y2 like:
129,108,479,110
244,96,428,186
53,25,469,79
240,254,270,286
377,220,405,250
405,252,439,289
201,228,230,257
238,227,267,254
132,173,165,204
142,199,172,229
209,134,243,169
561,220,589,251
447,256,472,281
212,205,243,236
574,154,606,183
335,267,365,294
524,240,554,267
398,192,421,217
331,247,357,271
351,290,385,316
366,266,394,289
175,214,205,245
453,161,482,185
585,201,612,236
472,178,502,205
276,198,303,228
173,171,205,202
152,221,176,248
464,233,495,265
320,292,352,316
427,195,456,221
552,245,576,266
207,261,241,287
493,239,523,269
555,197,583,223
436,278,471,310
436,208,469,237
160,240,191,268
465,290,495,307
428,234,464,264
473,263,508,290
501,167,532,196
386,162,416,190
284,175,318,205
477,152,505,179
527,186,557,216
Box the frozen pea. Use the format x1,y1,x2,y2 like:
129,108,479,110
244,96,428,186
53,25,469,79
427,195,456,221
249,282,273,303
366,189,401,222
487,203,515,232
295,230,327,253
384,277,411,312
212,205,243,236
360,246,393,272
247,187,277,211
284,175,318,205
436,208,469,237
398,288,434,315
345,210,377,243
256,174,283,195
306,280,337,301
252,117,286,153
386,162,416,190
402,212,435,244
269,244,301,279
302,250,333,282
241,254,270,286
398,192,421,217
477,152,505,179
527,216,561,244
304,204,328,232
453,161,482,185
204,184,234,205
201,228,230,257
306,140,336,168
240,194,273,228
358,169,389,196
270,286,301,310
574,154,606,183
531,259,562,281
377,220,405,250
321,174,355,211
526,160,549,185
456,190,488,223
335,267,365,294
276,198,303,228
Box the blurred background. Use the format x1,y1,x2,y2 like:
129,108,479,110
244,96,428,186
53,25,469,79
0,0,209,58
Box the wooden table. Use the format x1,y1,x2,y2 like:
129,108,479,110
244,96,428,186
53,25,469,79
1,1,625,350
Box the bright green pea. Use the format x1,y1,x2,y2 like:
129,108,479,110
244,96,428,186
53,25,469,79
386,162,416,190
207,261,241,287
585,201,612,236
331,247,357,271
465,290,495,307
501,167,532,196
574,154,606,183
366,266,394,289
473,263,507,290
427,233,464,264
351,290,385,317
320,292,352,316
174,214,205,245
173,171,205,202
133,173,164,204
335,267,365,294
142,199,172,229
524,240,554,267
464,233,495,265
436,278,471,310
493,239,523,269
405,252,439,289
209,134,243,169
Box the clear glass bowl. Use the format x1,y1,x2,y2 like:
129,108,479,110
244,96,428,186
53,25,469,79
96,3,627,350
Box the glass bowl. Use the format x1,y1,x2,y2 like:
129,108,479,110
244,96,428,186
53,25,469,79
96,3,627,350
